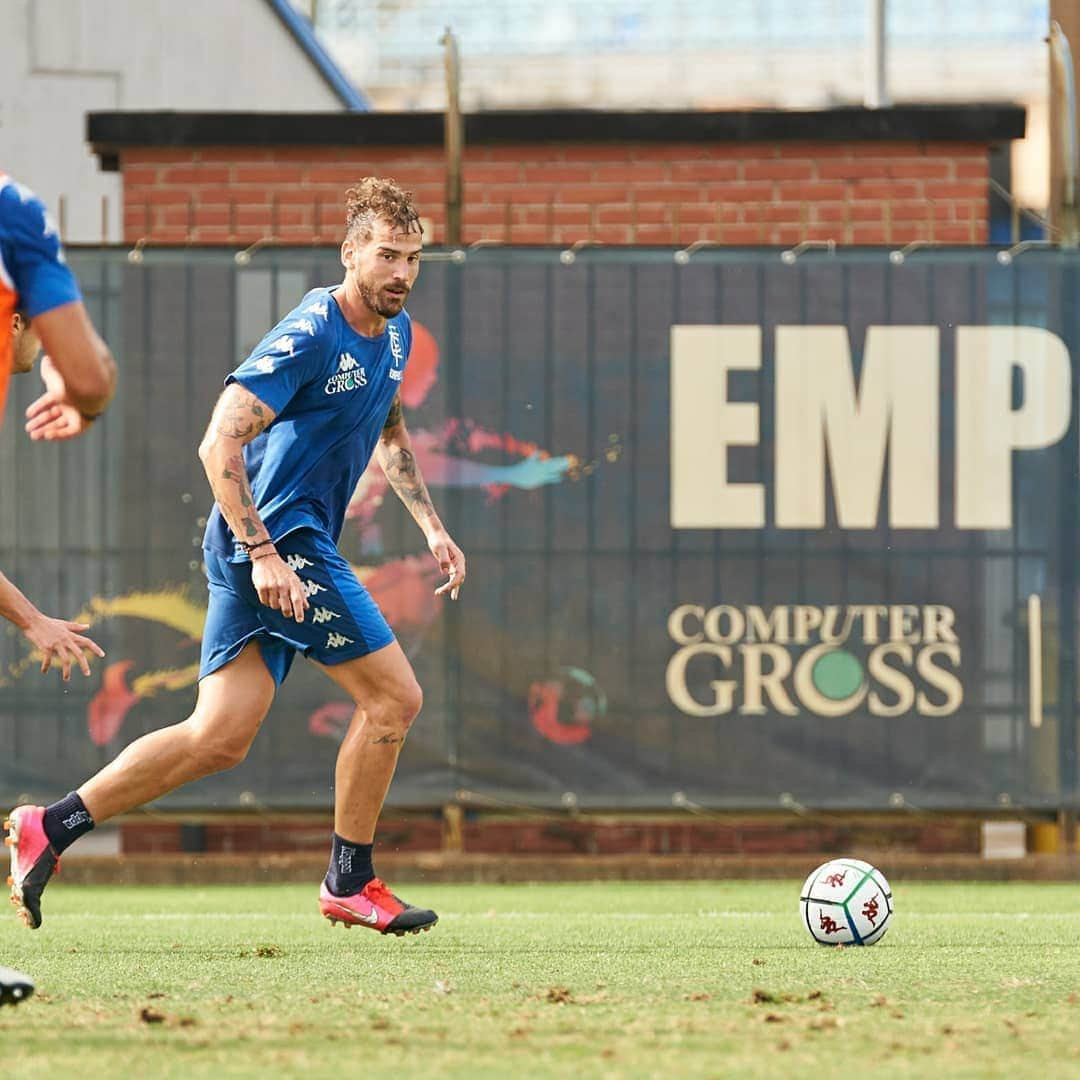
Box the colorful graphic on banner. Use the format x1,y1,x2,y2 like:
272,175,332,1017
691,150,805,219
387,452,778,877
346,320,589,553
0,320,610,751
529,666,608,745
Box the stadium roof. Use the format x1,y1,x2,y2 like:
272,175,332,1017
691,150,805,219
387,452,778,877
263,0,370,111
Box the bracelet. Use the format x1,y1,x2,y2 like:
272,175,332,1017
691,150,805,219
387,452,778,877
78,410,102,423
250,545,278,561
242,538,275,554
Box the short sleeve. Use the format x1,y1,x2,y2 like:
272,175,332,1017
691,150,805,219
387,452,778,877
226,323,328,416
400,310,413,364
1,183,81,318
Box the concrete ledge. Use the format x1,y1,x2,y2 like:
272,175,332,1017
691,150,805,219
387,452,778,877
87,104,1026,155
56,852,1080,885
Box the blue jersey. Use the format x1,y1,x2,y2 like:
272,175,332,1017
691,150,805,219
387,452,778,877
0,175,80,318
203,286,410,559
0,175,81,414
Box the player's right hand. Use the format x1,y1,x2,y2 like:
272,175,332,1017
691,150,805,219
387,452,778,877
23,616,106,680
25,355,96,442
250,552,309,623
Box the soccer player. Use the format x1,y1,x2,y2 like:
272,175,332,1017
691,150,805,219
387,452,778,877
1,175,117,1003
0,313,108,678
8,178,464,937
0,175,116,435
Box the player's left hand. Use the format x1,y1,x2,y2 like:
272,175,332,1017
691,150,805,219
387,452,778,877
428,531,466,600
24,355,95,441
23,614,106,680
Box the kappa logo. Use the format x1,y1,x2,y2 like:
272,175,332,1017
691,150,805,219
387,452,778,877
325,353,368,395
819,911,843,935
862,894,881,925
302,579,327,598
269,335,296,357
285,554,313,572
326,631,355,649
255,356,275,374
291,317,317,336
303,299,329,318
311,606,340,625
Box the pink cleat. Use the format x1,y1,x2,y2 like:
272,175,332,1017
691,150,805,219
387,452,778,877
319,877,437,936
4,806,58,930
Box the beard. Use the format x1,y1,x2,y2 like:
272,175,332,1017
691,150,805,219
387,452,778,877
11,333,41,375
358,276,409,318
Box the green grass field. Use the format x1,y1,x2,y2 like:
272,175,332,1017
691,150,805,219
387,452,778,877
2,880,1078,1078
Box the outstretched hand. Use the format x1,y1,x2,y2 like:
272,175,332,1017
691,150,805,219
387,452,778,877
25,355,96,441
24,615,105,680
428,531,466,600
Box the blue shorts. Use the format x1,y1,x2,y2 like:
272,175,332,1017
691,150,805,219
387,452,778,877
199,528,395,686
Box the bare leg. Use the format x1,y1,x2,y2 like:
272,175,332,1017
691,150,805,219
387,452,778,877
313,640,422,842
78,643,275,822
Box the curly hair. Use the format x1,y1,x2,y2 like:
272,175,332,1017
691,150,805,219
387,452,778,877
344,177,422,242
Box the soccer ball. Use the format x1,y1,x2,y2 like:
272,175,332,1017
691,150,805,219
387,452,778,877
799,858,892,946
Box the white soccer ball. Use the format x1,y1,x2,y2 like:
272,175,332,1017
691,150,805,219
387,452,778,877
799,858,893,946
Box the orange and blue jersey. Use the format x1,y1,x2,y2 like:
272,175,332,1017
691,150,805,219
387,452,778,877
0,174,81,418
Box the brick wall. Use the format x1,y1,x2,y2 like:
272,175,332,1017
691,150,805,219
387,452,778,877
120,140,990,247
116,814,982,855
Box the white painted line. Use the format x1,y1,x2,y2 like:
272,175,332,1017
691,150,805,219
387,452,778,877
1029,593,1043,728
31,910,1080,922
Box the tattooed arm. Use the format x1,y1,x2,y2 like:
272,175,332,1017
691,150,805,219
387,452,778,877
197,383,308,621
198,384,276,546
377,393,467,599
375,393,439,532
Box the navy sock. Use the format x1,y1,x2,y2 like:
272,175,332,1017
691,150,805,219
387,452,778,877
42,792,95,855
325,833,375,896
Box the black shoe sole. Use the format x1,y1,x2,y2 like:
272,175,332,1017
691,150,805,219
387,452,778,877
324,914,438,937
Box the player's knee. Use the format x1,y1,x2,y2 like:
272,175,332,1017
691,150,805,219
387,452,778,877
404,680,423,721
386,679,423,733
186,722,257,774
193,737,251,774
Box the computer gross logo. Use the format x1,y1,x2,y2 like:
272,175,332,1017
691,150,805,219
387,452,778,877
665,604,962,718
